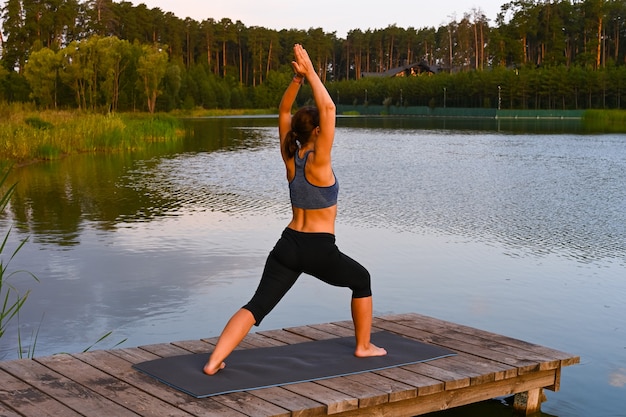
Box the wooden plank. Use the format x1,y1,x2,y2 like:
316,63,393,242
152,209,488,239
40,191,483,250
73,350,188,405
326,320,355,332
388,313,580,366
308,323,354,338
171,339,215,353
282,382,359,415
138,342,193,358
248,386,326,417
242,333,287,348
0,401,22,417
179,400,250,417
452,352,518,380
283,325,340,341
0,368,83,417
330,369,559,417
373,366,444,396
35,354,194,417
430,355,499,385
342,372,417,402
369,318,542,374
256,329,313,345
549,366,562,392
418,325,562,372
201,336,220,345
73,349,246,416
108,346,161,363
0,359,140,417
399,361,470,390
314,376,389,408
211,392,290,417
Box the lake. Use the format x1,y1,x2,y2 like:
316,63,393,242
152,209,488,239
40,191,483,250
1,116,624,416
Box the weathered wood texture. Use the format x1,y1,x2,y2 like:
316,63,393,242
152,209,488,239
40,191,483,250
0,313,578,417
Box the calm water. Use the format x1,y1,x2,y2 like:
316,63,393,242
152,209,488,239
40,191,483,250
1,116,625,416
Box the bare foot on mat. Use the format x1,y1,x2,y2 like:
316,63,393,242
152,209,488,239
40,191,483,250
203,361,226,375
354,343,387,358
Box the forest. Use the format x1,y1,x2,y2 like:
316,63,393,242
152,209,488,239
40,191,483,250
1,0,625,112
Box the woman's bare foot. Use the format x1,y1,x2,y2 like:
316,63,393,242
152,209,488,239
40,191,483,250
354,343,387,358
203,361,226,375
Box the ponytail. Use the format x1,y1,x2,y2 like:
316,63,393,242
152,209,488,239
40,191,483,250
283,130,299,159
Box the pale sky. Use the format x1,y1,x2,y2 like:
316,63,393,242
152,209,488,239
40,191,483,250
129,0,507,38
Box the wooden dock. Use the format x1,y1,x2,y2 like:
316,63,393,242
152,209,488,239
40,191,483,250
0,313,579,417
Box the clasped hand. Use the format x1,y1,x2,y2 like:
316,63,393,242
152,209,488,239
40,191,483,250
291,44,314,79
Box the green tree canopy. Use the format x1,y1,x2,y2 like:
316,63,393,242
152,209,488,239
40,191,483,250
2,0,626,111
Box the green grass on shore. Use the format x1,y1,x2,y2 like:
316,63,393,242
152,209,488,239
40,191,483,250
0,103,185,165
0,104,280,165
582,109,626,132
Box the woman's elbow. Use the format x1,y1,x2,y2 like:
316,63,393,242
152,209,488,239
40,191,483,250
321,101,336,115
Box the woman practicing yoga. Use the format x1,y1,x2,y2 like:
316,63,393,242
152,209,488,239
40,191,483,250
203,43,386,376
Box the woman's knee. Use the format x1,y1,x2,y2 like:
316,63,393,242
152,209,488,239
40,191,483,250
244,251,300,326
240,303,265,326
350,268,372,298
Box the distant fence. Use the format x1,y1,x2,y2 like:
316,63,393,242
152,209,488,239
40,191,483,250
496,109,585,119
337,105,585,119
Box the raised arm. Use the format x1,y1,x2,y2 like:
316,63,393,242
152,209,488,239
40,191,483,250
291,44,336,161
278,71,303,163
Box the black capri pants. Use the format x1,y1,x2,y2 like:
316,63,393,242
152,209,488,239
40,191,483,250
243,227,372,325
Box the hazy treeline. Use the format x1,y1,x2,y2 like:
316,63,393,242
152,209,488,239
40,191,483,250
1,0,625,111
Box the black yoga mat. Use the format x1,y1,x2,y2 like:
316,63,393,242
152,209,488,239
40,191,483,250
132,331,455,398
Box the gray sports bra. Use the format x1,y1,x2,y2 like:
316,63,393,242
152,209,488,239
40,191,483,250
289,150,338,209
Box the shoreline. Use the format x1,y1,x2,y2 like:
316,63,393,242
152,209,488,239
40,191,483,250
1,108,624,166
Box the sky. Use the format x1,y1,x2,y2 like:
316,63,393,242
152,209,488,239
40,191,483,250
128,0,508,38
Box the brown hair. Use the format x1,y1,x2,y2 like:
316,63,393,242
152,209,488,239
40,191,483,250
283,106,320,158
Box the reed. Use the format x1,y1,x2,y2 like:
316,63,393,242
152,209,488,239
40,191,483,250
0,105,184,163
0,168,39,359
582,109,626,132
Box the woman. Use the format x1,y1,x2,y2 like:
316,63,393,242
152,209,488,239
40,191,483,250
203,44,386,376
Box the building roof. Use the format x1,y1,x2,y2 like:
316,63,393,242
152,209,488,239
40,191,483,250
361,61,440,78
